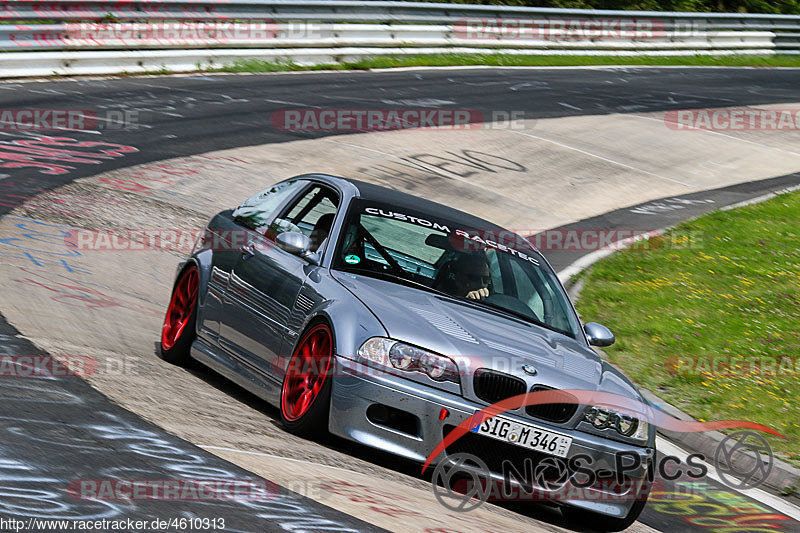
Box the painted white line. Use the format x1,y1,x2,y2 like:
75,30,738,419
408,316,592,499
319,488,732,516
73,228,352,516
72,111,154,130
198,445,369,477
556,188,800,522
323,140,458,181
556,230,663,284
323,138,540,205
8,64,800,85
201,441,800,526
556,182,800,284
664,91,737,104
381,98,455,107
630,112,800,159
200,441,800,522
265,99,322,108
0,118,101,135
656,437,800,522
511,130,694,188
719,183,800,210
509,82,533,91
369,65,800,73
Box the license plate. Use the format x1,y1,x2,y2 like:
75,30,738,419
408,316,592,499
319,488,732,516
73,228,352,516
470,412,572,458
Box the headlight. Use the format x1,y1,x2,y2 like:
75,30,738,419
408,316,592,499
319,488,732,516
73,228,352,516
357,337,460,384
589,407,612,429
584,406,649,441
616,414,637,436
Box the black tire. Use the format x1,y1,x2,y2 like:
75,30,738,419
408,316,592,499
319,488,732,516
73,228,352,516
158,266,199,366
279,322,334,438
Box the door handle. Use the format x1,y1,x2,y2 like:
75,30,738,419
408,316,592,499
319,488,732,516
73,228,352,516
240,243,255,258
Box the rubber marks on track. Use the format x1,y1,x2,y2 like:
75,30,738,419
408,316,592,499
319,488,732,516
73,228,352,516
0,135,138,176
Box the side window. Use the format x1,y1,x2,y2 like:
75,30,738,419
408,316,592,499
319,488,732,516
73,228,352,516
272,185,339,251
232,180,304,233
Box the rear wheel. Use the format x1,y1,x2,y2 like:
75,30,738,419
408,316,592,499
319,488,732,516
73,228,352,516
159,265,199,365
280,323,334,437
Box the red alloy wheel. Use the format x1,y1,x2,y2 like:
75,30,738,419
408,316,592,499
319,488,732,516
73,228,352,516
161,267,199,351
281,324,333,422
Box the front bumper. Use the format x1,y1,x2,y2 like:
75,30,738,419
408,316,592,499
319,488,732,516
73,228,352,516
329,356,654,518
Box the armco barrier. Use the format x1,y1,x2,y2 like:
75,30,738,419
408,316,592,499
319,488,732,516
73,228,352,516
0,0,797,77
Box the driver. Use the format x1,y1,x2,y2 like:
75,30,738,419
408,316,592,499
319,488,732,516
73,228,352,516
449,253,491,300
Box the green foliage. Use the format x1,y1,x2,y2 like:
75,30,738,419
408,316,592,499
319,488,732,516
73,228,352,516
576,191,800,461
218,53,800,73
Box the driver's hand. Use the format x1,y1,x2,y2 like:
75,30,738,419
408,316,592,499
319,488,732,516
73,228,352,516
466,287,489,300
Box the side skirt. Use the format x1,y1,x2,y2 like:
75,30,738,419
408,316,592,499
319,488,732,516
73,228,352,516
190,338,282,407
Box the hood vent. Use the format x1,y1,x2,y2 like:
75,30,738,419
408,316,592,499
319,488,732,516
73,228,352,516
408,306,478,344
483,339,557,368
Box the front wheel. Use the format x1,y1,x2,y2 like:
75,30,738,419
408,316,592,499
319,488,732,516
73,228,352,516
280,323,334,437
159,265,199,365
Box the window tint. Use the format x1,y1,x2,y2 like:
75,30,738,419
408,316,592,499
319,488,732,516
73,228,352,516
507,258,573,333
486,249,502,293
272,185,339,251
509,259,544,319
333,200,580,338
360,216,445,276
232,180,304,233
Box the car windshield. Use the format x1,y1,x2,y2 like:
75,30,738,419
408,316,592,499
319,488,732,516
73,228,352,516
332,200,580,338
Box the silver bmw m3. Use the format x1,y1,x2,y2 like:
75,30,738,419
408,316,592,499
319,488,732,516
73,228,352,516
160,174,656,531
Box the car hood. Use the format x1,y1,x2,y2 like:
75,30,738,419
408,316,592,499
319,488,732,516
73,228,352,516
332,271,642,400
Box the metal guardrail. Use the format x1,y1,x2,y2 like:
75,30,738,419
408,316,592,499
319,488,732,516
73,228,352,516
2,0,800,26
0,24,778,51
0,0,798,77
3,1,799,33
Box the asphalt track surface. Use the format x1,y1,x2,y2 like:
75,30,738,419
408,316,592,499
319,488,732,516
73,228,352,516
1,68,800,532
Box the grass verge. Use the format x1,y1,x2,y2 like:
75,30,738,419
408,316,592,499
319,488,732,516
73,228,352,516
575,191,800,463
213,53,800,73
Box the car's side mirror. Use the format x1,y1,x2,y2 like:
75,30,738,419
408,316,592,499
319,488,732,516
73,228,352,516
584,322,615,347
276,232,313,258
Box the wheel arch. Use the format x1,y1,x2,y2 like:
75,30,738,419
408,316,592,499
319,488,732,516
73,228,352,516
292,295,387,362
174,252,211,336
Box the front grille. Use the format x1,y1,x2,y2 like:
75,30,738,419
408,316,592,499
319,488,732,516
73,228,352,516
473,369,526,405
443,425,572,490
525,385,579,424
